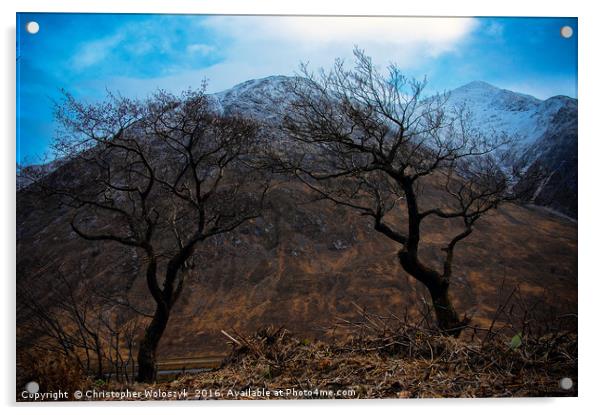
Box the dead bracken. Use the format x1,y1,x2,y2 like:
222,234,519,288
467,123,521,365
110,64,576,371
145,317,577,399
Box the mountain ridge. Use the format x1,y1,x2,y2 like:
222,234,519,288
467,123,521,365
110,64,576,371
16,77,578,361
19,76,577,217
211,75,578,218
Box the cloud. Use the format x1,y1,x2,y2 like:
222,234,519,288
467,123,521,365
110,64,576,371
71,33,124,70
202,16,477,45
69,15,199,74
483,21,505,39
93,16,478,95
186,43,215,55
198,16,479,84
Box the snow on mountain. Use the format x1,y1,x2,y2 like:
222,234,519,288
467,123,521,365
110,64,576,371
213,77,575,157
21,76,577,217
212,76,577,218
445,80,575,148
444,81,577,217
213,75,293,122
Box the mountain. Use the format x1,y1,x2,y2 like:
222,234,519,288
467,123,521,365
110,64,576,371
206,77,580,217
211,77,577,218
444,81,577,218
20,77,578,218
17,159,64,190
16,77,578,361
213,75,292,121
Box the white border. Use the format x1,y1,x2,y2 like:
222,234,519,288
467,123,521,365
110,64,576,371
3,1,600,414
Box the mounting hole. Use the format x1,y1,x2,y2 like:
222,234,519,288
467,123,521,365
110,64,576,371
25,381,40,394
560,25,573,39
559,377,573,390
26,21,40,35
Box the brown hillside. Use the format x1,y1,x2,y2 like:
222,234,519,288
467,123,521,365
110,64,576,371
16,174,577,359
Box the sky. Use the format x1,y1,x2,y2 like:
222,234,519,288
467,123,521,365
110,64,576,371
16,14,577,163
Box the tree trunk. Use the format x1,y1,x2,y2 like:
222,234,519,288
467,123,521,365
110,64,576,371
94,338,103,380
398,250,464,337
136,304,170,383
427,284,464,337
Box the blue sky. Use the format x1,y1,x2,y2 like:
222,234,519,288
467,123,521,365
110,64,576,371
16,14,577,163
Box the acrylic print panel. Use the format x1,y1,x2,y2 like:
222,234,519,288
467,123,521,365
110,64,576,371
16,14,577,401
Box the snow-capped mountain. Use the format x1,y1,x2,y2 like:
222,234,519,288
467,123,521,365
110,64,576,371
212,77,578,218
444,81,577,218
20,76,577,218
444,80,575,150
212,75,293,122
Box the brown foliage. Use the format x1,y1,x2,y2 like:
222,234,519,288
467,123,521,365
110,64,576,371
162,320,576,399
272,48,545,335
17,350,91,399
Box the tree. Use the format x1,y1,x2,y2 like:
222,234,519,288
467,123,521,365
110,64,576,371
18,264,141,383
18,266,106,380
37,86,269,381
276,49,538,336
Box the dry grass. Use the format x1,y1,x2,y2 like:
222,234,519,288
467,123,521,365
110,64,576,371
18,308,576,400
156,316,577,399
17,350,92,400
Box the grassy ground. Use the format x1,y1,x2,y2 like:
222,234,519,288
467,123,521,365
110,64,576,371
148,325,576,399
18,317,577,400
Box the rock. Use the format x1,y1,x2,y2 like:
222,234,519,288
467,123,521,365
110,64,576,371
331,239,349,250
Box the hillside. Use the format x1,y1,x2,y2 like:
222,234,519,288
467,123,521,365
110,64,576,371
444,81,578,218
17,178,577,358
16,77,578,362
215,77,578,217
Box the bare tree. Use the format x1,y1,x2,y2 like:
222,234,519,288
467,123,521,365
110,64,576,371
18,264,143,383
276,49,539,336
32,86,270,381
18,267,105,379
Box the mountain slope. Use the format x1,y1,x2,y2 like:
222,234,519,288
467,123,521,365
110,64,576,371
16,77,578,361
211,77,578,218
444,81,577,217
17,177,577,358
19,77,578,218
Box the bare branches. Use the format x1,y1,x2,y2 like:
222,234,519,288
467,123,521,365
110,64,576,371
37,85,271,381
49,86,269,273
280,48,531,251
277,48,543,335
17,265,142,381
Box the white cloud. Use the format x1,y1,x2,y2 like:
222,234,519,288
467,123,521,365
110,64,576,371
93,16,479,95
186,43,215,55
72,33,124,70
202,16,477,51
70,16,190,71
198,16,478,88
207,16,475,90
